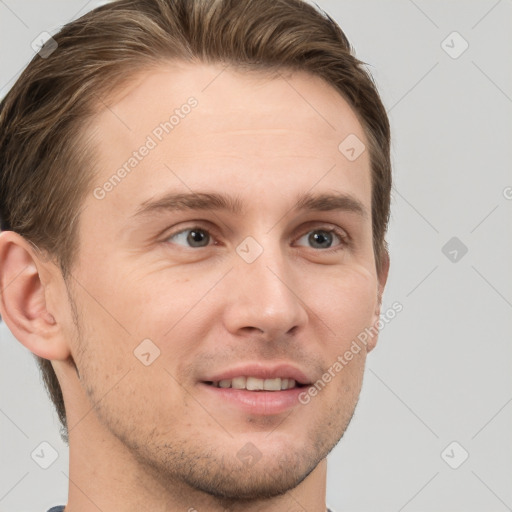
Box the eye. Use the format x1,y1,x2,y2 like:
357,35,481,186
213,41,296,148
166,226,213,248
164,224,348,252
295,227,347,251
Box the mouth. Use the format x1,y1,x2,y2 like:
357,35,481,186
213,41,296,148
199,365,313,415
203,376,309,391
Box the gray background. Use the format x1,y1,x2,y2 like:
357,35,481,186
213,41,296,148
1,1,511,511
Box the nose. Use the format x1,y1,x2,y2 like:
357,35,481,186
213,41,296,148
221,242,308,341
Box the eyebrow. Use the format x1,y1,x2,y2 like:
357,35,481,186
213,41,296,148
131,190,368,219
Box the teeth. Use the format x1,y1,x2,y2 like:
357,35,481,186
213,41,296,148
231,376,246,389
263,378,281,391
210,376,298,391
246,376,264,390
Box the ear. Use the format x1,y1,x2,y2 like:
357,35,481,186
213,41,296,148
0,231,71,360
366,248,390,353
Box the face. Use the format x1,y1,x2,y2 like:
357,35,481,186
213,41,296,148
63,62,385,499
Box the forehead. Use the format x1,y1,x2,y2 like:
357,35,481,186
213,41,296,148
84,62,371,224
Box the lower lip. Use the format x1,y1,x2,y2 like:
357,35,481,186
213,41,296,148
199,383,308,415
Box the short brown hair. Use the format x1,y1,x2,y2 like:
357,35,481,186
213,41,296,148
0,0,391,443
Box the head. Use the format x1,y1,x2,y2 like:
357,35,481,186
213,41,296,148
0,0,390,502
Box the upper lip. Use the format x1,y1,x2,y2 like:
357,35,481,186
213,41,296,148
201,363,313,385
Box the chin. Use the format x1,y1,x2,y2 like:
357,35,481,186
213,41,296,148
176,424,342,501
180,448,320,501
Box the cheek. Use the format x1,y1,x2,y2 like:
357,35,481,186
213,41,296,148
315,267,377,393
75,258,206,353
322,266,377,338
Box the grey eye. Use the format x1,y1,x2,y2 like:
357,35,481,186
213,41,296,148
296,229,343,250
167,228,211,248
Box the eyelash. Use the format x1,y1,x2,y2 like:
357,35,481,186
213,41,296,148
163,223,350,253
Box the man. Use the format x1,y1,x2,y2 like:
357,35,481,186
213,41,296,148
0,0,391,510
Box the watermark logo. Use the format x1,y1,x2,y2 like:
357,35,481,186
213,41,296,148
31,441,59,469
441,441,469,469
236,442,262,468
338,133,366,162
442,236,468,263
31,32,58,59
133,338,161,366
441,31,469,60
236,236,264,263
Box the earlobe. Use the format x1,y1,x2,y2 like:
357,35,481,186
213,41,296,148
367,249,391,353
375,249,390,314
0,231,70,361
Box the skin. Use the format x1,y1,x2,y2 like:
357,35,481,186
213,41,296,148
0,62,389,512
